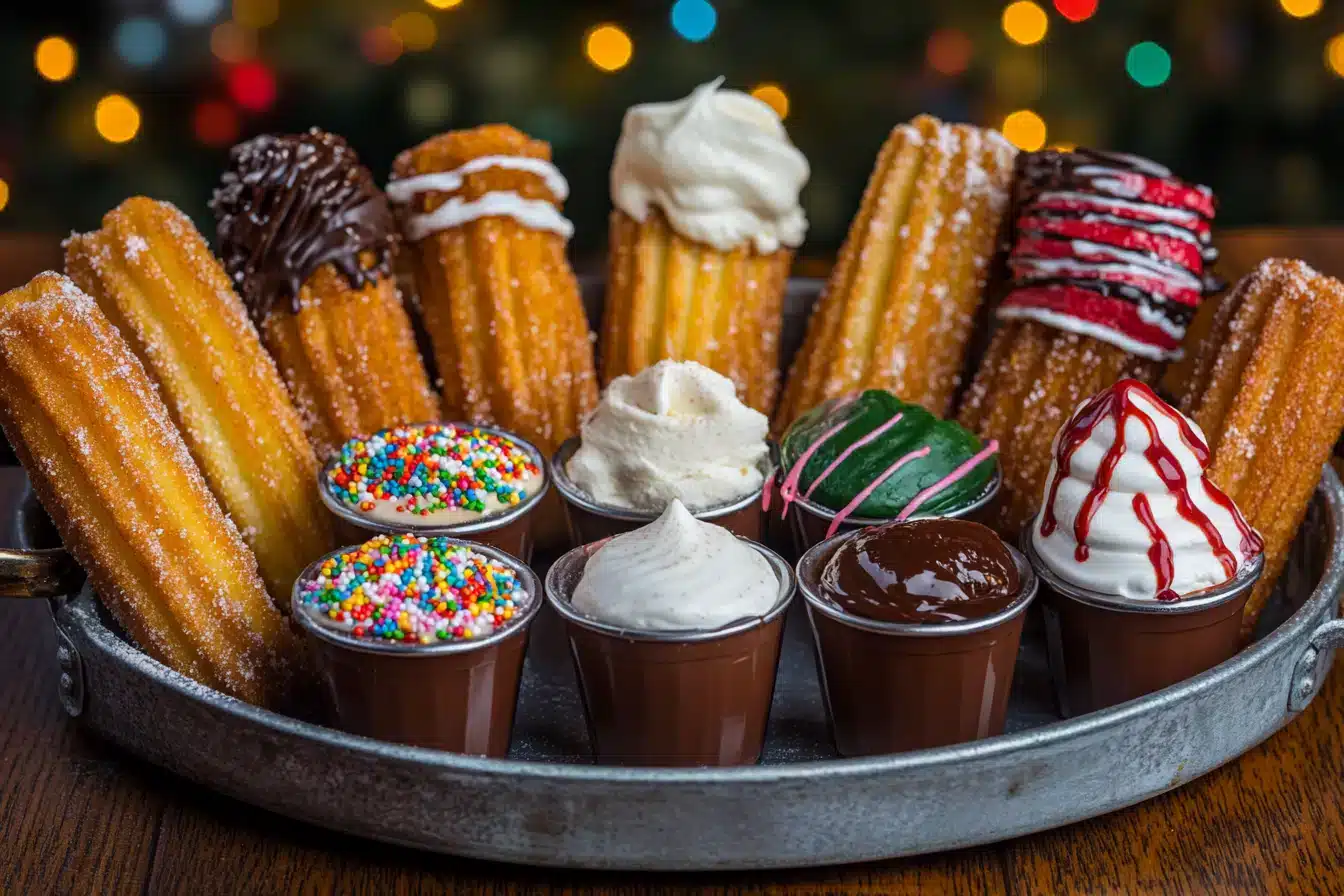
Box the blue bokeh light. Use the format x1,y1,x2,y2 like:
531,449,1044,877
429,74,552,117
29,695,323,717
166,0,225,26
671,0,717,43
114,17,168,68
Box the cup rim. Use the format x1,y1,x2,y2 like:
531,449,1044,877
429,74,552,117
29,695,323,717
795,526,1038,637
318,421,550,537
783,463,1003,527
543,536,796,643
290,537,544,656
1020,518,1266,615
549,436,771,523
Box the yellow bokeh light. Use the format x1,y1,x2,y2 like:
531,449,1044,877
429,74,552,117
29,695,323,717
211,22,256,63
1050,142,1078,152
0,179,9,213
95,94,141,144
750,83,791,120
585,24,633,73
233,0,278,30
1002,1,1049,46
392,12,438,52
1280,0,1323,18
425,0,463,8
1002,109,1047,151
35,36,77,82
1327,34,1344,76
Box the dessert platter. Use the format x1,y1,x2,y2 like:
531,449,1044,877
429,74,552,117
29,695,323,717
2,80,1344,870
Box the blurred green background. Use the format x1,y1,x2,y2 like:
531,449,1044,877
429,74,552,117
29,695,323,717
2,0,1343,256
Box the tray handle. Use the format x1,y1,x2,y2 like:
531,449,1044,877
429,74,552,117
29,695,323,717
0,546,84,600
1287,617,1344,713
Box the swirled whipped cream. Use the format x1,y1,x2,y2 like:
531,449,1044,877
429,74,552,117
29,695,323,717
571,500,778,630
1031,379,1262,602
610,78,810,254
565,360,769,512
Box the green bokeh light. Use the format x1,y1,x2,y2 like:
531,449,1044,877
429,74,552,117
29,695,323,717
1126,41,1172,87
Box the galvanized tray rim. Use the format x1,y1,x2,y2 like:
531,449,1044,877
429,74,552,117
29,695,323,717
43,464,1344,786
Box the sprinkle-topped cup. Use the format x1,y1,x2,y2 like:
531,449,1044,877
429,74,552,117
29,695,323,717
319,422,548,563
291,534,542,754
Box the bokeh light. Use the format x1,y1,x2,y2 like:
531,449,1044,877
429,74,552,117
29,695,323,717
211,22,256,63
0,179,9,213
1002,2,1049,47
1053,0,1098,23
114,17,168,69
1126,41,1172,87
392,12,438,51
425,0,463,8
405,79,456,127
671,0,717,42
232,0,278,30
95,94,141,144
750,83,790,119
1280,0,1323,19
1326,34,1344,77
1002,109,1047,150
227,61,277,111
34,37,77,82
927,29,973,76
361,26,404,65
193,100,240,146
167,0,224,25
585,24,633,72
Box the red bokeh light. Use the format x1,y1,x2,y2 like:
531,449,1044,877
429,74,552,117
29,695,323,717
1054,0,1099,23
926,29,973,77
227,61,277,112
194,100,240,146
361,26,404,66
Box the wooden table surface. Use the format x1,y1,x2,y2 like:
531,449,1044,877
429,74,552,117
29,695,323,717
2,232,1343,894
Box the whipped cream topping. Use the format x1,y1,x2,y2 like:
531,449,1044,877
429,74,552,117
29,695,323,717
1031,380,1262,601
387,155,573,241
565,360,769,513
610,78,810,254
570,500,778,631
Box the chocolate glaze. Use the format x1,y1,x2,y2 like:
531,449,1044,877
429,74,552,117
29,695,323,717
820,519,1020,624
211,128,396,321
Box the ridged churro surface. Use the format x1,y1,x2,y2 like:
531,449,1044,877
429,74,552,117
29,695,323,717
391,124,598,457
774,116,1016,431
0,273,301,708
1173,259,1344,635
261,260,441,460
65,197,334,608
602,208,790,413
957,321,1159,536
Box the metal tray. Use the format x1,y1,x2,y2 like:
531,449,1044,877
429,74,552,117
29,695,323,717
3,279,1344,870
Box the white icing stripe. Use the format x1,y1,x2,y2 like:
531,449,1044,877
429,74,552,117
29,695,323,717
402,191,574,241
1036,190,1201,226
995,305,1182,361
387,155,570,203
1069,238,1191,282
1013,257,1203,292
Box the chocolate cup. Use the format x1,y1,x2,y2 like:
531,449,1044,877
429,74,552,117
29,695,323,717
796,529,1037,756
1022,528,1265,717
290,540,542,755
318,422,549,564
549,437,768,548
783,464,1002,556
544,538,795,767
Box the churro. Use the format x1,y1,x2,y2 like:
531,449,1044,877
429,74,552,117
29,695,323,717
1172,258,1344,635
774,115,1016,431
65,197,333,608
0,273,301,708
212,128,439,460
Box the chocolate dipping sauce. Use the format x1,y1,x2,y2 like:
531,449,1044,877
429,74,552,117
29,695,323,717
819,518,1020,624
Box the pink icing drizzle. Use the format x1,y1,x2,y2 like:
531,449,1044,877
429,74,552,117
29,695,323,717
894,440,1001,522
803,414,904,501
825,447,932,539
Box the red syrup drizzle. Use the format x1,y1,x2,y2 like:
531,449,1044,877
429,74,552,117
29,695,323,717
1039,379,1253,601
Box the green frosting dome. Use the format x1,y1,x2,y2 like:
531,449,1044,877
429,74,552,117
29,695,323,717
779,390,997,519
